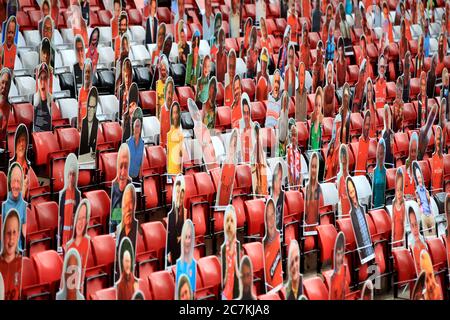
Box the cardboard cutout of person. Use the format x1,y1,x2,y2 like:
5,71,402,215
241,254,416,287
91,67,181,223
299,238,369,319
251,123,269,195
126,108,144,180
86,27,99,73
6,0,18,18
284,239,303,300
309,87,324,151
56,248,85,300
372,138,387,209
9,125,30,200
111,0,122,41
175,219,197,299
122,83,139,143
58,153,81,250
215,28,227,84
411,270,426,300
420,249,443,300
109,143,132,233
155,54,169,119
286,119,301,190
431,125,444,194
78,87,99,166
114,183,139,283
185,31,201,87
354,110,371,176
418,103,438,160
50,0,60,30
407,205,428,275
0,68,12,146
230,74,242,129
38,37,54,94
336,144,350,218
165,174,187,268
70,4,88,45
329,231,346,300
346,176,375,264
177,274,193,300
150,23,166,65
239,93,254,164
271,161,285,234
1,163,27,253
188,98,218,171
361,280,374,300
0,209,23,300
224,49,237,107
65,199,91,288
220,205,241,300
412,161,436,238
79,0,90,25
446,194,450,273
256,48,270,102
115,236,138,300
144,0,158,44
196,54,211,104
78,58,92,128
160,76,174,148
33,63,53,132
276,91,289,157
117,57,132,120
73,35,86,90
216,129,238,207
392,168,406,249
0,15,18,71
167,101,184,175
284,44,296,97
404,132,419,197
202,76,217,130
263,198,283,293
236,255,257,300
303,152,322,236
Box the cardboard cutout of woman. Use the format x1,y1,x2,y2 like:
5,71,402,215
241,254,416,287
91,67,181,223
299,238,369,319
381,105,394,168
224,50,237,107
155,54,169,119
0,68,11,144
122,82,139,143
167,101,184,175
431,126,444,194
70,4,88,45
189,98,218,171
239,93,254,164
196,54,211,104
276,91,289,157
412,161,436,238
114,183,139,283
109,143,132,233
252,123,269,195
86,27,99,73
78,87,99,165
9,125,30,200
56,248,85,300
323,61,335,118
0,209,23,300
246,26,258,79
336,144,350,218
65,199,90,287
236,255,256,300
329,231,346,300
2,163,27,253
209,12,222,56
354,110,371,176
78,58,92,128
284,239,303,300
177,274,193,300
256,48,270,102
420,249,443,300
284,44,296,97
216,129,238,207
304,152,322,236
166,174,187,268
346,176,375,264
185,31,201,87
221,205,241,300
418,103,438,160
272,161,285,234
404,132,418,196
115,237,138,300
392,168,406,249
175,219,197,299
324,114,342,181
361,280,374,300
407,205,428,274
286,119,301,190
58,153,81,250
309,87,324,151
372,138,387,208
202,76,217,130
263,198,283,292
126,108,144,180
0,15,18,71
160,77,174,147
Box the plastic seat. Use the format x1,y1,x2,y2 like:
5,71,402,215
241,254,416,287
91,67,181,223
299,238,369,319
32,250,63,297
99,152,118,185
138,221,166,277
131,44,151,61
101,121,122,149
242,242,264,293
303,276,329,300
244,199,265,239
139,90,156,114
392,248,416,297
316,223,338,268
98,95,119,121
241,78,256,101
142,116,160,144
15,76,36,97
91,287,116,300
148,270,175,300
175,86,195,110
196,255,221,300
84,190,111,235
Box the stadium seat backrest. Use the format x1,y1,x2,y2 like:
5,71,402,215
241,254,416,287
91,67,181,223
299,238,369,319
235,164,252,192
100,152,118,184
146,145,167,173
425,238,447,270
369,209,392,239
284,190,304,220
93,287,117,300
336,218,356,249
303,276,329,300
244,199,265,237
392,249,416,282
194,171,215,201
316,224,338,264
242,241,264,274
32,250,63,285
91,234,116,267
32,131,60,166
56,127,80,154
84,190,111,224
141,221,166,262
197,255,221,296
34,201,58,232
148,270,175,300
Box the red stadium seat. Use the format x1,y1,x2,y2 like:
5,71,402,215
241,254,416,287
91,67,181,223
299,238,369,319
316,224,338,269
98,152,118,187
101,121,122,150
148,270,175,300
139,221,166,273
91,287,117,300
241,78,256,101
139,90,157,114
303,276,329,300
32,250,63,298
196,255,222,300
251,101,266,125
392,248,416,298
176,86,195,110
128,8,142,25
242,242,264,294
55,127,80,155
156,7,171,24
216,106,231,131
84,190,111,235
244,199,265,240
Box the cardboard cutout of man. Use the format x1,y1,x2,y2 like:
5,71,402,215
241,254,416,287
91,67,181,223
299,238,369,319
0,68,11,144
33,63,52,132
239,93,254,164
115,236,138,300
303,152,322,236
251,123,269,195
78,87,99,164
284,239,303,300
0,16,17,70
216,129,239,207
56,248,85,300
392,168,406,249
236,255,256,300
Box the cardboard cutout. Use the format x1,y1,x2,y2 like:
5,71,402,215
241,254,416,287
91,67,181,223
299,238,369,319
122,82,139,143
411,270,426,300
0,15,18,71
78,87,99,166
33,62,53,133
220,205,241,300
294,60,307,120
175,219,197,299
73,35,86,90
392,168,406,249
80,0,90,25
114,183,139,283
284,239,303,300
143,0,157,42
337,144,350,218
284,44,296,97
38,37,54,94
155,54,169,120
188,98,218,171
70,4,88,44
165,174,187,268
236,255,257,300
177,20,189,65
265,69,282,128
372,138,387,209
50,0,60,33
0,68,12,144
56,248,85,300
113,12,128,62
160,76,174,148
86,27,100,73
239,93,254,164
251,123,268,196
417,103,438,160
271,161,285,234
78,58,92,128
215,129,238,207
246,26,258,79
286,119,301,190
431,125,444,193
263,198,283,293
361,280,374,300
346,176,375,264
126,107,144,179
412,161,436,238
201,76,217,130
117,57,132,121
2,162,27,253
420,249,443,300
276,91,289,157
177,274,193,300
111,0,122,41
185,31,201,87
230,74,242,129
303,152,322,236
131,290,145,300
0,209,23,300
58,153,81,250
196,54,211,104
224,49,237,107
323,61,335,118
407,204,428,274
256,48,269,102
6,0,18,18
381,105,394,168
115,236,138,300
9,124,30,200
215,28,227,84
167,101,183,175
0,273,4,300
329,232,346,300
109,143,132,233
229,0,240,38
354,110,371,176
150,23,166,65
